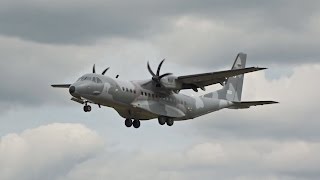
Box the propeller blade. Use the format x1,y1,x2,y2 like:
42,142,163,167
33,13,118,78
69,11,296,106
159,72,172,79
156,59,165,76
147,62,156,77
93,64,96,73
102,67,110,75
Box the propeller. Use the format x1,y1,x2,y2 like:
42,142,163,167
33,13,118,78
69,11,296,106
102,67,110,75
147,59,172,87
93,64,110,75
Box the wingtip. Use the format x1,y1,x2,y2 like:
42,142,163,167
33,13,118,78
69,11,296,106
268,101,279,104
258,67,268,70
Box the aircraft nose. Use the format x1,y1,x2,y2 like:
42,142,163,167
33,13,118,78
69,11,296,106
69,86,76,94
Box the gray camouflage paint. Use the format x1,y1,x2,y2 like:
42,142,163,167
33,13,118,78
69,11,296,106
69,53,247,121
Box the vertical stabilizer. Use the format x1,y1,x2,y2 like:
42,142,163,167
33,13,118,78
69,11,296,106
204,53,246,101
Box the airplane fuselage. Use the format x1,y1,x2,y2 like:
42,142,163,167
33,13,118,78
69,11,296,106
71,73,232,121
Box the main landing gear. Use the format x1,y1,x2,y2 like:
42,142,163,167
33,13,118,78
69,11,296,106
125,119,141,128
158,116,174,126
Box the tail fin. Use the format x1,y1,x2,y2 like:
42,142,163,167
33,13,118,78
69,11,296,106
204,53,246,102
224,53,246,101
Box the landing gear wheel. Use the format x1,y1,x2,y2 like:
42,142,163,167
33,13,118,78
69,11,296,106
83,105,91,112
125,119,133,127
86,105,91,112
166,119,174,126
158,117,166,125
132,120,141,128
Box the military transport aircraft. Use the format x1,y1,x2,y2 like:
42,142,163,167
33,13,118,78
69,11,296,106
52,53,278,128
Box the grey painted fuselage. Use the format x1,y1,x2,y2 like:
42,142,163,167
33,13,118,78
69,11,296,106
72,74,232,121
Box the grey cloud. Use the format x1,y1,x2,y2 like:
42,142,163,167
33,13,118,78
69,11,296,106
0,0,319,45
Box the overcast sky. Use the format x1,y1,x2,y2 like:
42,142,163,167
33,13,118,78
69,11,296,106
0,0,320,180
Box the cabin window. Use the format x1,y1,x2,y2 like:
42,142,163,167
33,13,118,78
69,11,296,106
126,88,129,92
134,90,136,94
130,89,132,93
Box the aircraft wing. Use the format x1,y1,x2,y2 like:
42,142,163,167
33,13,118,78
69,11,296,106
230,101,279,109
132,100,185,118
177,67,266,90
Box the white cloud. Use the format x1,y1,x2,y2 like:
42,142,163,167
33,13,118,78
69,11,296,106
58,139,320,180
0,123,104,180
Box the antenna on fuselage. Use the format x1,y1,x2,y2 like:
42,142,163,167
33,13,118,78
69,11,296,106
116,75,119,78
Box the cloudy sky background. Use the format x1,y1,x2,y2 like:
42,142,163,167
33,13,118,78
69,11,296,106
0,0,320,179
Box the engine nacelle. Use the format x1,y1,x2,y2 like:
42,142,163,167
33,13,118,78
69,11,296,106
160,75,182,92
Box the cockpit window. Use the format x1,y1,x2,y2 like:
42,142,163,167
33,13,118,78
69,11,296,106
77,76,103,82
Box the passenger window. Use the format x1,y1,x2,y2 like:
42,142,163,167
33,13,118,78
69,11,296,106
126,88,129,92
122,87,125,91
134,90,136,94
141,92,143,95
130,89,132,93
144,92,147,96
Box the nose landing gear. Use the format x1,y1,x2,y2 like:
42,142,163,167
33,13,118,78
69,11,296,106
83,102,92,112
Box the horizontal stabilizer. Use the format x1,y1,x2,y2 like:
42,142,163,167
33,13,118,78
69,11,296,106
230,101,279,109
51,84,71,88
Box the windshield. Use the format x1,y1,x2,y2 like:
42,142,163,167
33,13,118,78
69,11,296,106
77,76,102,83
